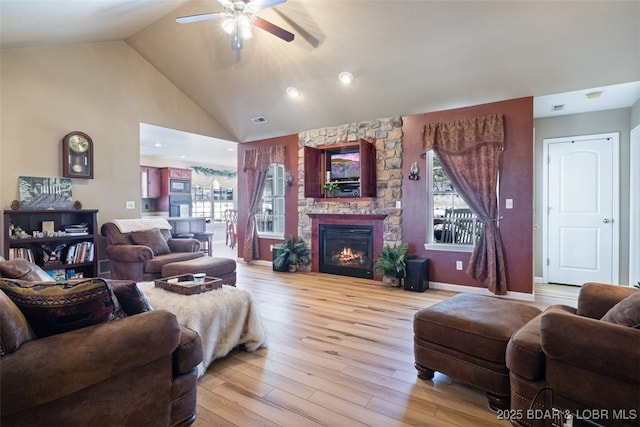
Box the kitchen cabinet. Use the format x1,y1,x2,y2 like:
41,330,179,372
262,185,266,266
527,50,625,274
140,166,161,198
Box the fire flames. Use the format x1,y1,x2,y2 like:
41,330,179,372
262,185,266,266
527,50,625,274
332,247,365,265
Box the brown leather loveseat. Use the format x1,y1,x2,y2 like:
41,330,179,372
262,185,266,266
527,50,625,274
506,282,639,426
101,218,204,281
0,258,203,427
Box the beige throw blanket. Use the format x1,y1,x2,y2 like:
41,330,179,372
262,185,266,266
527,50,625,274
111,218,172,233
138,282,267,378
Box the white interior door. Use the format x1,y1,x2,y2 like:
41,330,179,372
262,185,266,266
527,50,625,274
544,133,619,285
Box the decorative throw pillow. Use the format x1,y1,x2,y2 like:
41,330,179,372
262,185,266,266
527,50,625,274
0,258,53,281
108,280,153,315
601,293,640,328
0,289,36,355
0,278,116,338
129,228,171,256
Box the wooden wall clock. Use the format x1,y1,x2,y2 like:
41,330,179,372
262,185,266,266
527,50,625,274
62,131,94,179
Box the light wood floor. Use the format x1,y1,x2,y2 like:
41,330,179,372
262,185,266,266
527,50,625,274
193,262,579,426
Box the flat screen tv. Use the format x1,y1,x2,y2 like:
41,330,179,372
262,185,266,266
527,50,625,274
329,151,360,181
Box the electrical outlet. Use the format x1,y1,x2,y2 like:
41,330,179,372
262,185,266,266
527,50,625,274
126,201,135,209
456,261,463,270
506,198,513,209
269,244,273,251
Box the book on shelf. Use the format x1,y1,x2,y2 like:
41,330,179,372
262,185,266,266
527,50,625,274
66,245,76,264
45,269,66,282
65,242,94,264
63,224,89,235
9,248,35,263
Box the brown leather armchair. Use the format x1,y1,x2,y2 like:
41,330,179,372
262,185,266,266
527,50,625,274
101,220,204,281
506,283,639,426
0,268,203,426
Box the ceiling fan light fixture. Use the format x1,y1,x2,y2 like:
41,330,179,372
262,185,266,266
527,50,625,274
238,15,253,39
221,17,235,34
339,71,354,85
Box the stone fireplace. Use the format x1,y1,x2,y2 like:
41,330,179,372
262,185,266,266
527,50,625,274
296,117,404,280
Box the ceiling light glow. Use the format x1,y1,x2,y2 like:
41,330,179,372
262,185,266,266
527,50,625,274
286,87,300,97
586,91,603,99
339,71,354,85
221,18,235,34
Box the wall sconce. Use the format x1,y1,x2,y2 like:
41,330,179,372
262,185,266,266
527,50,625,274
408,161,420,180
285,171,295,187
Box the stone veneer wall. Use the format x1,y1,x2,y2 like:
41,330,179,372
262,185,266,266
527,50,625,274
297,117,404,251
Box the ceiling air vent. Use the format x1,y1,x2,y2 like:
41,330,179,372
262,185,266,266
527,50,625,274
551,104,565,112
251,116,267,124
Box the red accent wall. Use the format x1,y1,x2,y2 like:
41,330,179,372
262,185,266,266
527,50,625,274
237,97,534,294
402,97,534,293
236,134,299,260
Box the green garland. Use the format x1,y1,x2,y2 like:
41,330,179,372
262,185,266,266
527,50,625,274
192,166,237,178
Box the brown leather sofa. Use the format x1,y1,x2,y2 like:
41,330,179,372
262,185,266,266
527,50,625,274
101,220,204,281
506,283,639,426
0,258,204,427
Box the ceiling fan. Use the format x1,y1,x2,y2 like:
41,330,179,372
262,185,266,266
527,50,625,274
176,0,295,51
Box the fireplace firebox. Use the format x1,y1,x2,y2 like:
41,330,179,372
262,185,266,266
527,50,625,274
319,224,374,279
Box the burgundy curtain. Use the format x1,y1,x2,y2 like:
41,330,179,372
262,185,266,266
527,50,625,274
422,114,507,295
242,145,286,262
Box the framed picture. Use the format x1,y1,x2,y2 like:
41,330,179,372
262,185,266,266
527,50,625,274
41,221,55,234
18,176,73,209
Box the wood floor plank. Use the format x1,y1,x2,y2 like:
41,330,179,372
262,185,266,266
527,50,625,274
193,263,574,426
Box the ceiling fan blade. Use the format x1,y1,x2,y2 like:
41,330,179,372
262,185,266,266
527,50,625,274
254,16,294,42
247,0,286,11
176,12,225,24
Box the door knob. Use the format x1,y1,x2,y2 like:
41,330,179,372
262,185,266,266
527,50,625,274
603,218,612,224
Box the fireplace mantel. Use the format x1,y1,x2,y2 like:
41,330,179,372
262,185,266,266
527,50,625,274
307,213,387,221
308,213,387,280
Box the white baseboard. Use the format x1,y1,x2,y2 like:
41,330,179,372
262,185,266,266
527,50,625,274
429,281,535,302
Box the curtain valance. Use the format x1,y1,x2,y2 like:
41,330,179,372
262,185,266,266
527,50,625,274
243,145,286,172
421,114,504,154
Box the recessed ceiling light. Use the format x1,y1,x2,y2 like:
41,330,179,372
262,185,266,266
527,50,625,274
286,87,300,97
154,142,162,147
251,116,267,124
179,155,186,159
586,91,603,99
338,71,354,85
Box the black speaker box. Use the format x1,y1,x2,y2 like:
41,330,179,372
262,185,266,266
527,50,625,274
404,258,429,292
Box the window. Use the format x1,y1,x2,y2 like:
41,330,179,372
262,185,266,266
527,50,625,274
427,152,482,250
192,182,235,222
256,163,285,237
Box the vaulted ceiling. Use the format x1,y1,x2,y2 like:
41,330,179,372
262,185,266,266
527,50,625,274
2,0,639,145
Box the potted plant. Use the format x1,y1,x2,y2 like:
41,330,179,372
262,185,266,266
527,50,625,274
272,236,311,272
323,182,339,198
374,243,409,287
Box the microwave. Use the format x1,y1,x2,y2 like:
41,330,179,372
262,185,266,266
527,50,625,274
170,179,191,193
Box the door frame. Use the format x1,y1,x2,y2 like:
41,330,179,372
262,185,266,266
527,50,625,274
542,132,620,284
630,125,640,287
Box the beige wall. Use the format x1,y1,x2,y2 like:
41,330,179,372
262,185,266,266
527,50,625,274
1,41,230,257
